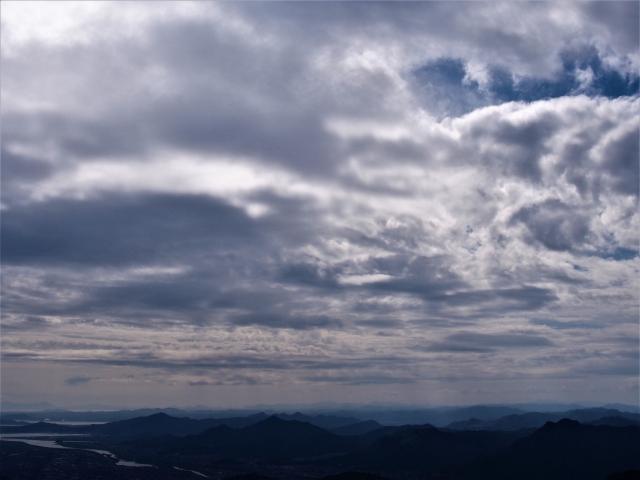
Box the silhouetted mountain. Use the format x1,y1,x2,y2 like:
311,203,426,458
5,402,638,424
95,412,269,437
131,415,358,459
0,413,33,422
509,402,586,412
95,412,203,437
462,419,640,480
0,413,268,437
444,418,483,430
335,424,529,472
330,420,383,436
602,404,640,414
344,405,526,426
233,415,333,442
0,419,29,426
586,416,640,427
0,412,270,437
274,412,362,429
0,407,267,423
565,408,639,424
351,423,428,442
0,421,85,434
446,411,562,431
4,409,639,480
341,405,638,429
445,408,640,431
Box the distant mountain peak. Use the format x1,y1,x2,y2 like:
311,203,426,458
265,415,287,423
550,418,581,428
148,412,172,419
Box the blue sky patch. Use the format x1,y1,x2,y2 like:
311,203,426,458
596,247,640,261
414,46,639,117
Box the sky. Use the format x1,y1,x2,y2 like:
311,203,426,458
1,1,638,410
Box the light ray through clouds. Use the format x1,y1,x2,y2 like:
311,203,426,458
1,1,638,408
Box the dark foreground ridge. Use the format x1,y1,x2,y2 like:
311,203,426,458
1,409,639,480
0,441,202,480
459,419,640,480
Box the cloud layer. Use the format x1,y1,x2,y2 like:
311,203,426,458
1,1,638,408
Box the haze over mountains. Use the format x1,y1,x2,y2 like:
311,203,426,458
1,404,639,480
4,401,638,424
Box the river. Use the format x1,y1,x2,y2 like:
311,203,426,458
0,435,153,467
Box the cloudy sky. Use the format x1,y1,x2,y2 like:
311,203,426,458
1,1,638,410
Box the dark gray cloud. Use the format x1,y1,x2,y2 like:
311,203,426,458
554,119,639,200
66,376,94,386
428,332,553,353
375,255,463,291
469,111,560,183
575,361,640,377
354,318,403,329
1,193,263,266
602,128,639,196
2,110,147,162
510,199,592,252
448,332,553,347
1,149,53,183
188,375,259,386
529,318,604,330
2,349,415,378
301,374,415,386
231,312,343,331
436,286,558,312
279,262,342,290
581,2,640,52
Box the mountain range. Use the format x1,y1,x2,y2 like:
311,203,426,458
4,402,638,425
460,419,640,480
445,408,640,431
1,408,639,480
